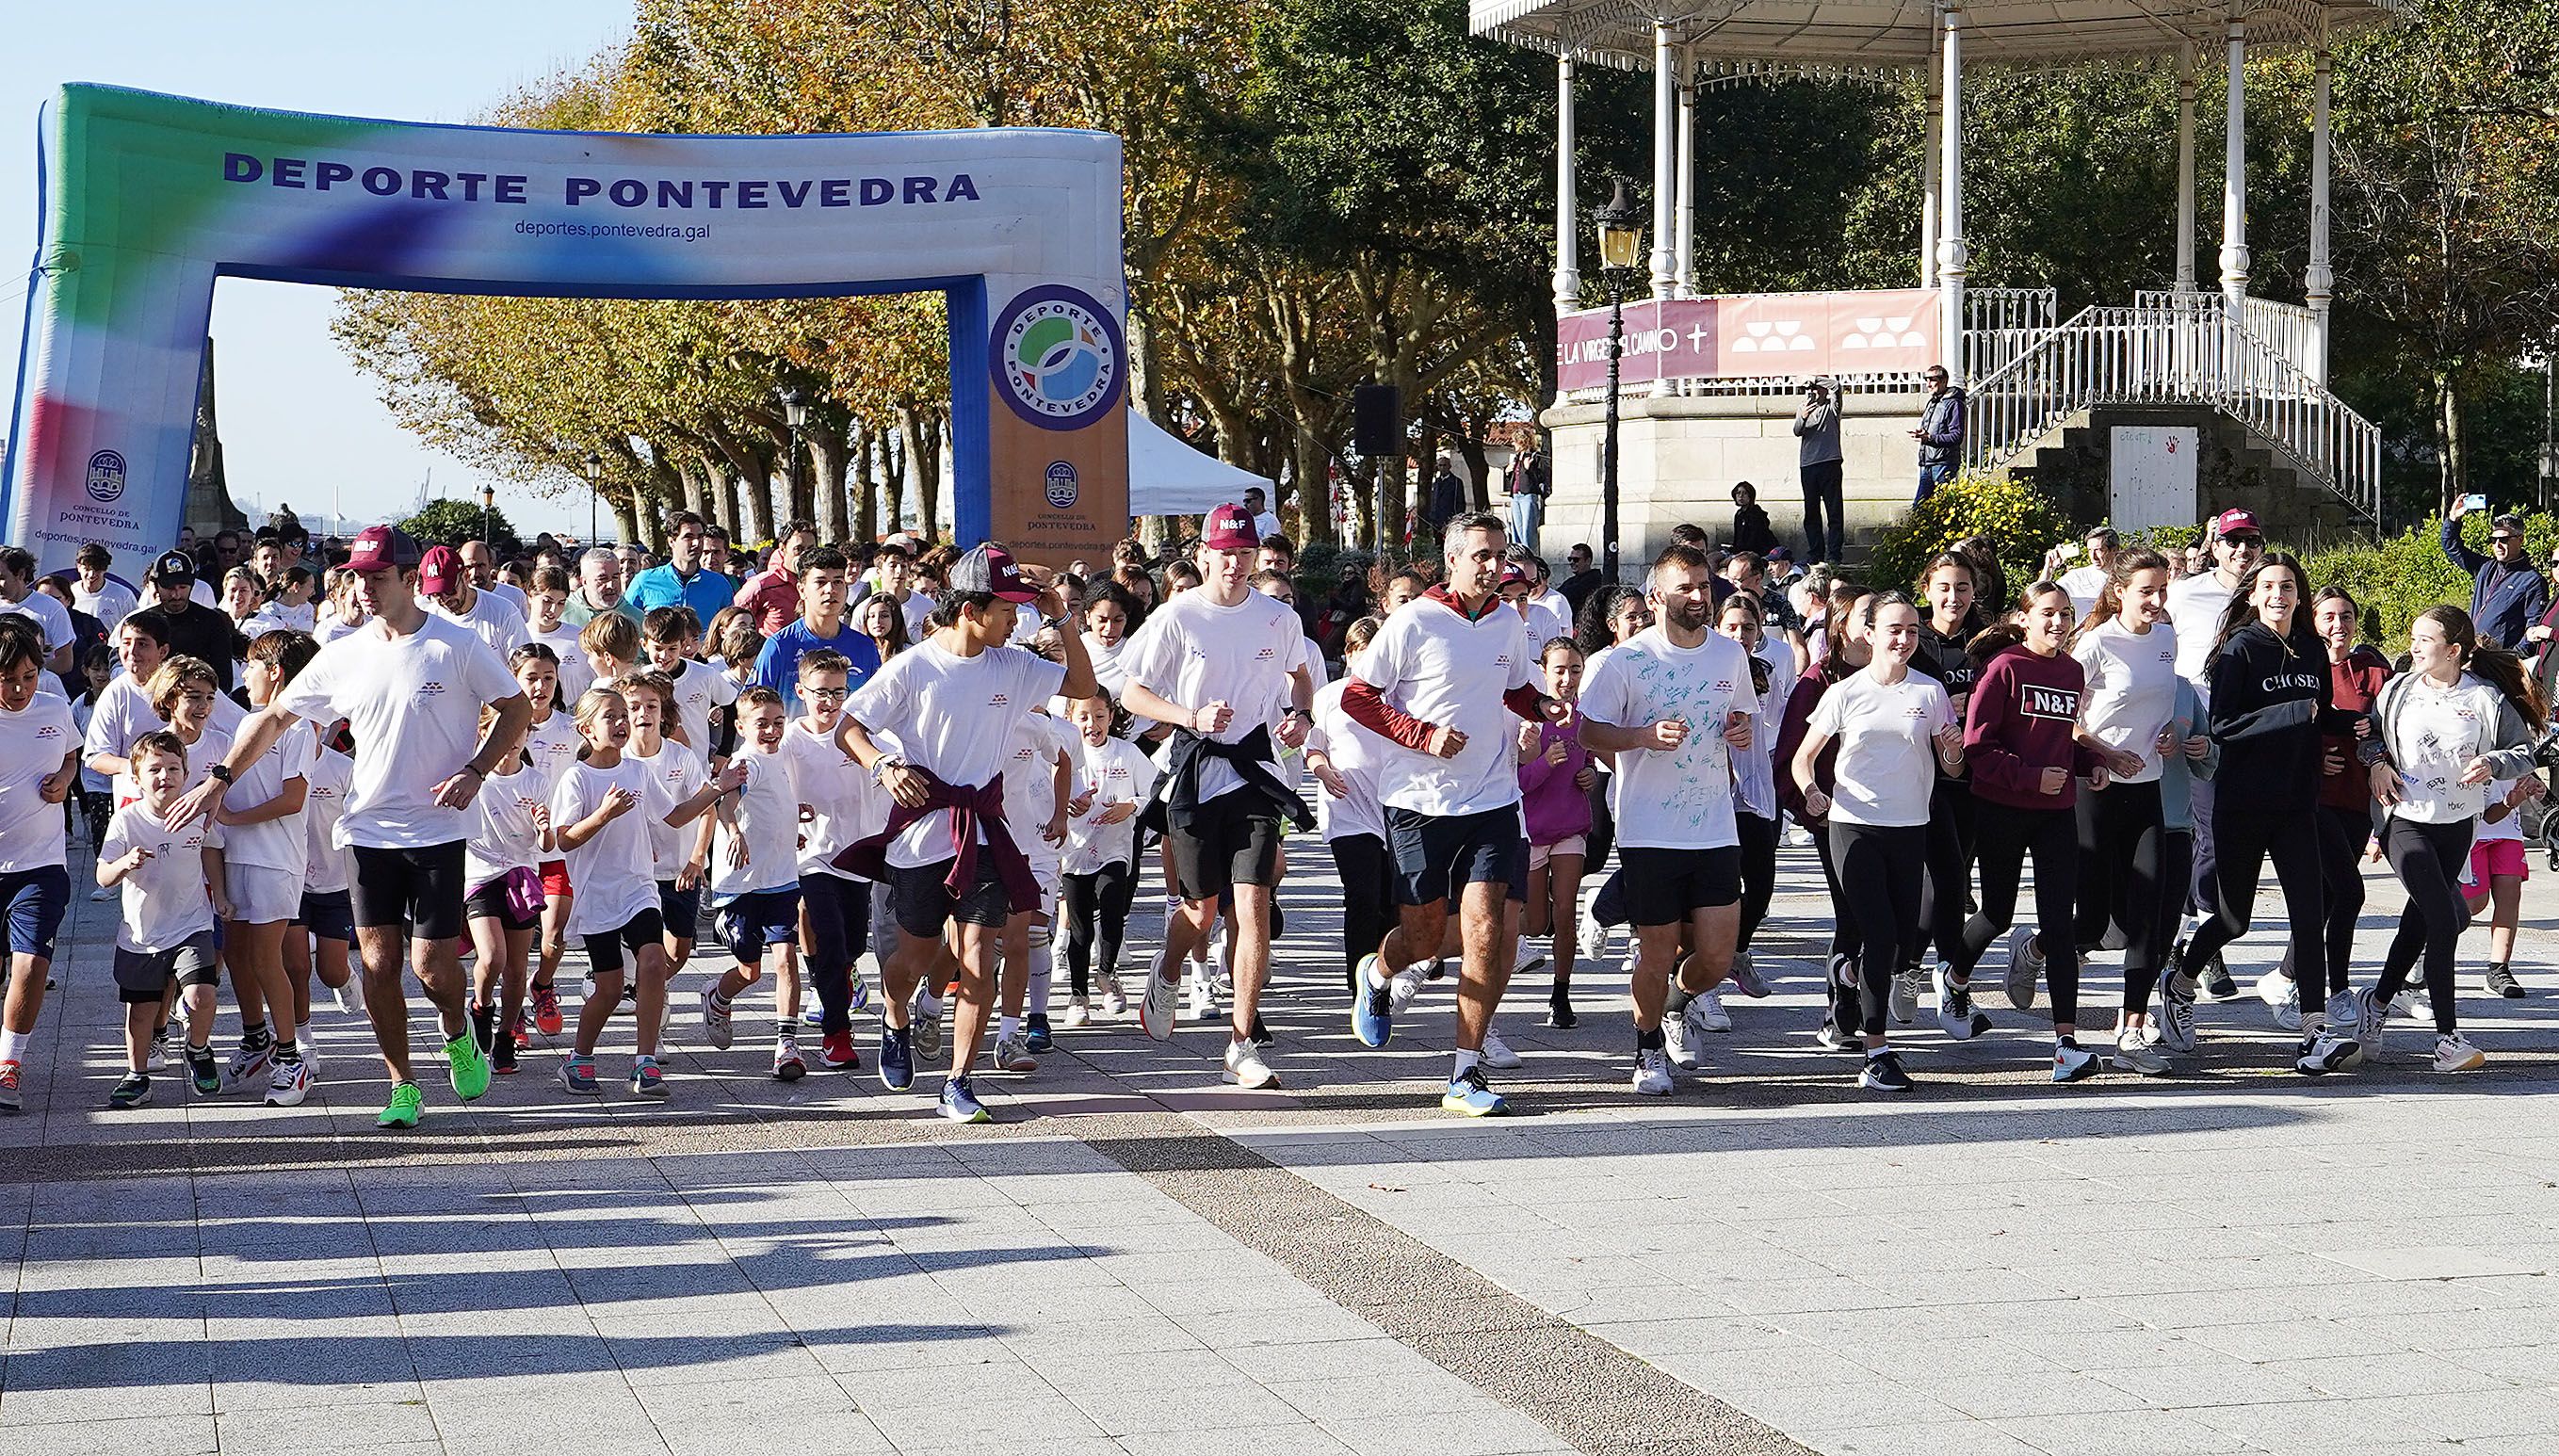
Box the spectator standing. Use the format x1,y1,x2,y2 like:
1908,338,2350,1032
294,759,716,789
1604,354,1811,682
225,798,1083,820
1910,364,1965,504
1505,443,1549,555
2441,498,2550,651
1428,457,1465,532
1557,543,1607,611
1792,380,1845,562
735,522,816,637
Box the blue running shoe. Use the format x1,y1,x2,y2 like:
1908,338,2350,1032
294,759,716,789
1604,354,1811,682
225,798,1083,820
1351,954,1393,1049
1024,1013,1054,1054
1441,1065,1507,1117
938,1075,992,1124
880,1024,915,1092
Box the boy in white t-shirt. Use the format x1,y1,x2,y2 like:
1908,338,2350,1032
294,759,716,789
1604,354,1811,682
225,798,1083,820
0,618,79,1112
698,688,811,1079
99,732,227,1109
214,630,322,1107
644,607,739,761
288,724,357,1059
991,704,1075,1069
526,567,594,704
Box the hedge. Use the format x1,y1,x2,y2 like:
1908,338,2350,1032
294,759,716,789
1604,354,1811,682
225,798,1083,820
1865,473,2076,599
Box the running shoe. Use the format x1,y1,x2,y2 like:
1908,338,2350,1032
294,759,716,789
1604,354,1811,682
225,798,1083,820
107,1072,152,1109
1481,1027,1524,1071
939,1075,992,1123
1546,989,1578,1029
1024,1013,1054,1053
2202,955,2239,1002
1694,989,1733,1033
469,999,498,1059
1186,962,1215,1022
1516,935,1550,978
2255,968,2291,1009
2109,1030,2170,1076
511,1014,530,1053
993,1032,1037,1073
1662,1008,1703,1071
220,1039,272,1093
445,1031,491,1101
186,1043,220,1097
2432,1032,2486,1072
1098,974,1128,1018
1889,968,1923,1026
0,1059,20,1112
699,988,735,1051
1208,941,1233,996
2295,1027,2357,1076
912,992,944,1061
490,1033,518,1076
1441,1065,1508,1117
879,1024,915,1092
2154,973,2199,1054
377,1081,425,1128
773,1037,807,1082
1933,965,1989,1040
1350,955,1393,1049
629,1061,669,1098
819,1030,860,1070
1141,965,1180,1042
1577,914,1608,963
2051,1041,2101,1083
1726,950,1773,999
531,982,564,1035
2353,987,2388,1057
1223,1038,1281,1090
148,1027,171,1072
1859,1049,1914,1093
2002,929,2041,1011
2486,964,2526,999
1814,1020,1857,1053
848,974,872,1014
559,1055,601,1095
801,1005,826,1029
1631,1046,1674,1096
1063,996,1092,1029
264,1058,311,1107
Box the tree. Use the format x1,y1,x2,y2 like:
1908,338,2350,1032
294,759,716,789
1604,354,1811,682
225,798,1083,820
401,498,519,547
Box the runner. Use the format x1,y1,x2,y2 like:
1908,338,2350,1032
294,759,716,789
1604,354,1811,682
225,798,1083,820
462,701,550,1079
1115,505,1315,1089
512,644,583,1044
1775,590,1875,1050
643,607,740,755
620,671,717,980
2166,510,2267,1001
422,546,532,659
1908,554,1986,1034
526,566,594,703
1343,512,1567,1117
753,548,879,714
1059,688,1158,1026
2267,587,2389,1027
1515,635,1592,1031
779,650,878,1070
170,526,531,1130
991,698,1075,1068
1716,590,1788,1027
213,630,322,1105
288,720,356,1056
1307,617,1394,1000
699,688,811,1080
97,731,223,1109
0,617,79,1112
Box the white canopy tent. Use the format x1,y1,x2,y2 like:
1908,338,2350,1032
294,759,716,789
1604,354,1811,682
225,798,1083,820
1126,410,1274,519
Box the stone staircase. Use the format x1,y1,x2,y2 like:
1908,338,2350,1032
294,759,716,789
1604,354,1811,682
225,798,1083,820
2002,403,2369,542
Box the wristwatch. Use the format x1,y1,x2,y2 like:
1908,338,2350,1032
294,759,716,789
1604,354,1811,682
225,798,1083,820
872,755,907,784
207,763,233,785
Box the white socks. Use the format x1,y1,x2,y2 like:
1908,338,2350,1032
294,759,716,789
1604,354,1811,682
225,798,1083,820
0,1027,26,1063
1451,1049,1482,1080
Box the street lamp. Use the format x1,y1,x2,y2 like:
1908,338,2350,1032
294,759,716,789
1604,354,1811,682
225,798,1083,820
1593,181,1645,585
581,451,603,545
479,483,495,546
781,385,810,542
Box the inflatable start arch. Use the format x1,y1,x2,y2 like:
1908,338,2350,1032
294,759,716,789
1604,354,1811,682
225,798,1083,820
3,85,1130,568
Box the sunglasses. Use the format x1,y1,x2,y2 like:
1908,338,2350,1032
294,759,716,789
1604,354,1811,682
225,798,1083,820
2491,535,2521,544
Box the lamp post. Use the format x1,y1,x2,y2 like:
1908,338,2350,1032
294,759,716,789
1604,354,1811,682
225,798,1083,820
479,484,495,546
1593,181,1646,584
781,385,810,541
581,451,603,545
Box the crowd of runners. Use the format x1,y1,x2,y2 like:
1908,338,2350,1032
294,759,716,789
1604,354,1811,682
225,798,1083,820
0,495,2553,1125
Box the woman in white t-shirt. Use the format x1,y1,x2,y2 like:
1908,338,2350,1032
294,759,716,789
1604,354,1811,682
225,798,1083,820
1790,591,1964,1093
216,631,321,1107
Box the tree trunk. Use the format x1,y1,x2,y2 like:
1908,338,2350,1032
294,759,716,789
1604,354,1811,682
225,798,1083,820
901,407,940,541
1291,427,1334,547
609,489,641,548
809,415,849,546
704,457,739,539
851,422,878,542
880,428,906,535
2437,368,2468,511
677,457,707,518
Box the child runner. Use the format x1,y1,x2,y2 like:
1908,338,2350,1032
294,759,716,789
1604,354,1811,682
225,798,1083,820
1515,637,1593,1033
644,607,740,760
462,702,550,1078
991,702,1076,1070
216,630,322,1104
1908,554,1985,1032
513,644,583,1044
622,670,717,985
1307,618,1395,1003
0,618,78,1111
579,612,641,709
1775,592,1877,1049
781,650,877,1070
289,722,357,1057
72,645,116,863
526,567,593,704
2465,776,2538,997
699,688,811,1079
1059,689,1158,1026
99,731,224,1108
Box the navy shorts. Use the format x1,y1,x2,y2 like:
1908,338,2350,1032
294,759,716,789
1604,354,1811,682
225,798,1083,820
656,880,703,942
1,865,70,960
715,886,802,964
888,857,1011,938
1385,806,1523,909
296,888,353,943
1620,845,1743,926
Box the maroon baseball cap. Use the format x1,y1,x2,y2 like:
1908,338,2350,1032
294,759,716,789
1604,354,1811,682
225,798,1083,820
2212,508,2264,541
417,545,461,594
346,526,423,574
948,542,1037,604
1201,503,1259,552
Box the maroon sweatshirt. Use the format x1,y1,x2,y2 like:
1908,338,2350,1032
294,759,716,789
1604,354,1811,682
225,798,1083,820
1964,643,2103,811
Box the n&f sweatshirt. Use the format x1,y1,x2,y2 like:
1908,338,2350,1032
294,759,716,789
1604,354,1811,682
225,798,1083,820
1963,643,2104,811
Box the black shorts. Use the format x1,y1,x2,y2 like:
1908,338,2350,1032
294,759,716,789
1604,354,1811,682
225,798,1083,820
1165,791,1285,901
1385,805,1523,909
1,865,70,960
113,930,219,1004
889,857,1011,939
584,909,668,977
296,888,353,943
349,842,466,941
1619,845,1743,926
657,880,703,943
715,887,802,964
463,875,543,933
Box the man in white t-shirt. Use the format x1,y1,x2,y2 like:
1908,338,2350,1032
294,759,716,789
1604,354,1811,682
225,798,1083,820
1115,504,1314,1089
461,540,527,614
2056,527,2119,618
421,546,532,661
0,548,74,675
70,543,139,637
171,526,532,1132
1244,486,1285,546
2162,507,2263,999
834,543,1097,1124
1341,511,1567,1117
1578,544,1762,1096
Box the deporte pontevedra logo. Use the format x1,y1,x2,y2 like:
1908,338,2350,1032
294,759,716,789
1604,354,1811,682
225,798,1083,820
991,284,1124,431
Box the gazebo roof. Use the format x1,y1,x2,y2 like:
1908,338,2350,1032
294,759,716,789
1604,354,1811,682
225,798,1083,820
1472,1,2406,74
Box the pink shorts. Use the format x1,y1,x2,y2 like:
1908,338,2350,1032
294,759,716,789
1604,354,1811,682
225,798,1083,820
1529,835,1588,873
2468,839,2527,887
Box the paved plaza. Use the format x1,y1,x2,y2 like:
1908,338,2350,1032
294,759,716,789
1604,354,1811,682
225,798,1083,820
6,833,2558,1456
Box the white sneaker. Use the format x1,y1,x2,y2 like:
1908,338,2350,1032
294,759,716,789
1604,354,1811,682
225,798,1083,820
2294,1025,2357,1076
1223,1038,1281,1089
699,988,734,1051
1386,962,1430,1013
2109,1030,2170,1076
1577,914,1608,963
1693,990,1732,1033
2325,992,2367,1070
1661,1009,1701,1071
1515,934,1549,977
263,1057,311,1107
2269,977,2301,1033
1062,996,1092,1029
1889,968,1922,1025
2256,968,2291,1007
2002,928,2041,1011
1630,1046,1674,1096
1186,964,1214,1023
993,1032,1038,1073
298,1036,320,1082
1099,974,1128,1018
1480,1027,1524,1071
1140,966,1179,1042
1207,941,1233,996
2432,1032,2486,1072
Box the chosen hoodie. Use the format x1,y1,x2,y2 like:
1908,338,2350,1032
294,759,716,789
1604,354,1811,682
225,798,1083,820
1963,642,2104,811
2205,621,2360,815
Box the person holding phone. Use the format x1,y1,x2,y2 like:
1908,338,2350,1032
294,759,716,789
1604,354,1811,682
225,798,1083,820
1792,380,1845,564
2441,496,2549,652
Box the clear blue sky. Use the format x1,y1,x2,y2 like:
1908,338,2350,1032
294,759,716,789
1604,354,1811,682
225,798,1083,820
3,2,636,539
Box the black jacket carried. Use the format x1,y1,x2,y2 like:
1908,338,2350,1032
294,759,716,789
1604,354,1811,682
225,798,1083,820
1911,616,1982,782
2206,621,2366,815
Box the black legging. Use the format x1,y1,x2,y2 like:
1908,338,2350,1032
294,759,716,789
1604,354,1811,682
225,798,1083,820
2179,796,2329,1000
801,873,871,1037
2278,803,2370,1001
1328,833,1399,990
1832,821,1925,1037
2373,815,2477,1037
1736,811,1778,950
1953,800,2083,1026
1807,817,1858,1033
1584,768,1616,876
1917,781,1977,970
2073,779,2169,1011
1061,860,1139,997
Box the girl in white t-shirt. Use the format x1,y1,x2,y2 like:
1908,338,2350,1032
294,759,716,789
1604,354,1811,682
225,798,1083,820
463,699,555,1082
698,688,811,1080
2463,776,2540,997
992,704,1075,1069
1790,591,1964,1093
216,630,321,1107
513,643,583,1044
1307,618,1393,1003
622,669,718,980
286,724,355,1050
1059,690,1158,1027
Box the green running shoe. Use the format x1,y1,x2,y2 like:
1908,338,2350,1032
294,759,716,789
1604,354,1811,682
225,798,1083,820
377,1081,425,1129
445,1031,491,1101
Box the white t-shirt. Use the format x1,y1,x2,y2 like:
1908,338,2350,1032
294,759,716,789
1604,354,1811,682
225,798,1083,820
73,578,139,635
2477,780,2525,846
2058,564,2109,618
1064,733,1159,874
550,757,660,936
1118,588,1307,805
486,580,529,615
463,763,547,887
315,612,363,645
1357,594,1537,817
998,712,1077,876
301,742,354,896
1082,633,1156,735
632,738,708,878
101,801,220,953
2166,574,2238,688
899,591,934,641
664,658,739,757
0,695,75,872
530,622,593,704
1806,671,1954,828
1578,627,1759,850
429,588,531,663
0,590,73,654
1252,510,1285,542
522,711,584,809
1306,677,1387,844
1519,601,1570,652
784,719,883,882
846,639,1066,871
247,601,319,637
2073,618,2180,785
708,748,802,901
219,720,315,874
271,614,522,849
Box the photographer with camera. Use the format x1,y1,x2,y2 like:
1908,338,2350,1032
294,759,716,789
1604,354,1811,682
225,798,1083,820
1792,379,1844,565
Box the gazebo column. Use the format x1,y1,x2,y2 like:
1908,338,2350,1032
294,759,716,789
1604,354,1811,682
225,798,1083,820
1552,54,1579,315
1920,61,1940,288
2306,23,2334,385
2175,44,2198,292
2218,16,2250,315
1935,2,1967,376
1676,52,1697,299
1650,20,1677,396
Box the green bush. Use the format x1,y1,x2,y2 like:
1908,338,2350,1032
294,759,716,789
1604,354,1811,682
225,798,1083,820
1866,473,2075,600
400,498,518,548
2301,510,2556,651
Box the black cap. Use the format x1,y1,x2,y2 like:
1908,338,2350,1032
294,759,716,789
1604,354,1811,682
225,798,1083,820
152,551,196,584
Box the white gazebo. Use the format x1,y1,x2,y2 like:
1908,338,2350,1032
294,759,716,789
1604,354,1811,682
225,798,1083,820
1477,0,2404,560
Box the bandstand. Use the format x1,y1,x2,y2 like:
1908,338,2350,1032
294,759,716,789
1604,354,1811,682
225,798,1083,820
1473,1,2404,566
